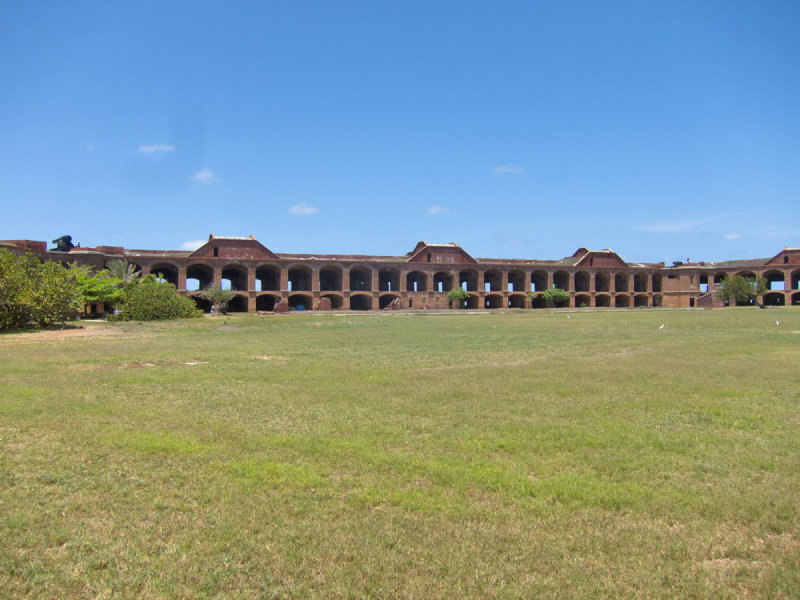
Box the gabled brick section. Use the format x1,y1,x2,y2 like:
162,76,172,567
764,247,800,266
572,248,628,269
189,234,279,260
406,241,477,264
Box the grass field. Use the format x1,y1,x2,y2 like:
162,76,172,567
1,308,799,599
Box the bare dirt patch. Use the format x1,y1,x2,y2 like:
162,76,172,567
0,323,123,345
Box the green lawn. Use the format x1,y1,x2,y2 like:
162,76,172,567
1,308,799,598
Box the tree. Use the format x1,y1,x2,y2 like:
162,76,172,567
0,249,82,330
199,282,233,315
717,274,768,307
537,287,570,308
69,264,124,310
447,286,469,309
105,259,141,286
114,275,201,321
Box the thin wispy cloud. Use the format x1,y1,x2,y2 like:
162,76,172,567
138,144,175,153
492,164,525,175
84,141,96,151
426,204,450,215
179,239,206,251
192,168,216,185
637,219,705,234
723,232,744,240
289,202,319,215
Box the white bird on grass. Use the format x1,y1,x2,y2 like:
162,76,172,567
659,324,665,330
776,320,780,326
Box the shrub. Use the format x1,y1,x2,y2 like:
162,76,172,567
115,276,202,321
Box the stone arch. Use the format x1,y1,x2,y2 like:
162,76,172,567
190,294,213,313
459,269,478,292
508,270,526,293
256,265,280,291
595,294,611,307
595,272,610,292
256,293,280,311
406,271,427,292
222,264,248,291
634,294,649,307
349,266,372,292
614,273,629,293
575,293,591,308
763,292,785,306
186,263,213,292
574,271,590,292
792,291,800,305
553,271,569,291
464,294,480,309
615,294,630,308
792,269,800,291
227,294,249,313
379,293,400,309
508,293,527,308
484,293,503,308
349,293,372,310
531,271,548,292
530,293,546,309
288,265,312,292
713,271,726,284
633,273,648,293
288,293,313,311
651,273,662,293
433,271,452,293
150,263,179,286
764,270,785,291
736,270,757,279
652,294,663,307
319,266,343,292
320,293,344,309
379,268,400,292
484,270,502,292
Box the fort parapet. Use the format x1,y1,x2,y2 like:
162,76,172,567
2,235,799,311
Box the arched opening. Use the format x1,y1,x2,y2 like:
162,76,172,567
321,293,343,309
508,270,525,293
652,294,663,307
459,270,478,292
575,293,591,308
615,294,630,308
735,272,757,306
595,272,610,293
553,271,569,291
349,294,371,311
484,270,502,292
791,270,800,291
406,271,427,292
634,294,649,307
614,273,629,292
256,265,280,291
186,264,213,292
713,272,726,285
574,272,590,292
433,272,452,293
531,271,548,292
288,293,312,311
508,293,527,308
190,295,213,313
256,294,279,311
379,293,400,309
349,267,372,292
227,294,249,313
464,294,479,309
379,268,399,292
763,292,784,306
484,293,503,308
651,274,662,293
319,266,342,291
288,266,311,292
764,270,786,291
633,273,648,293
530,293,546,309
150,263,179,287
792,292,800,305
222,265,248,291
595,294,611,308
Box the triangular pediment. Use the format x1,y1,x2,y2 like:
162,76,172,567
406,241,477,264
764,247,800,266
573,249,628,269
189,234,279,260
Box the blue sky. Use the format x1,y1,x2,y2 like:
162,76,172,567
1,1,798,264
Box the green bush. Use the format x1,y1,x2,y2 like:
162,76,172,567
115,275,202,321
0,249,82,330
